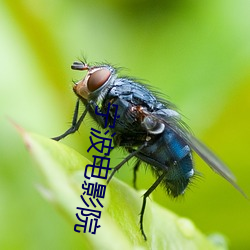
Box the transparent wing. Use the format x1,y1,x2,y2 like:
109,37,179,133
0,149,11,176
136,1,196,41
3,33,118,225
170,121,247,198
148,110,247,198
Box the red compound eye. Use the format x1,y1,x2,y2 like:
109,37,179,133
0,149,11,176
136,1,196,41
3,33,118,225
87,68,111,92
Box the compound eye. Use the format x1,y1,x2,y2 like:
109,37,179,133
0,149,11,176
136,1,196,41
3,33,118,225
87,68,111,92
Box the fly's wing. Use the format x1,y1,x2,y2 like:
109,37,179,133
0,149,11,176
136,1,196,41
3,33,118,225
150,110,247,198
182,131,248,198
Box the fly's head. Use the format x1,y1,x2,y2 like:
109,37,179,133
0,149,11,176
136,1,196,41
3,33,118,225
72,61,116,101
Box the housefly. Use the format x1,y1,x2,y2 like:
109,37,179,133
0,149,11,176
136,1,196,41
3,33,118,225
52,60,246,240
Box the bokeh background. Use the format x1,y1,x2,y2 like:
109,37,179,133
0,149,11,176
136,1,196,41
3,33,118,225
1,0,250,249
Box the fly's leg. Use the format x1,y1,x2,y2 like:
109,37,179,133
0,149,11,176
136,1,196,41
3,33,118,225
140,172,167,240
52,99,88,141
107,143,146,184
133,160,141,189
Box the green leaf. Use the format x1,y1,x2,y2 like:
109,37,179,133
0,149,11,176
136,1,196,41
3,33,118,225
18,126,227,250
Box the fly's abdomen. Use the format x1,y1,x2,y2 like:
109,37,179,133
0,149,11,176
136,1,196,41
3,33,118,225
164,153,193,197
163,129,194,196
138,128,194,197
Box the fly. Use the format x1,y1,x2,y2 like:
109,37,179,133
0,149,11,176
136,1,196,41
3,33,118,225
52,60,247,240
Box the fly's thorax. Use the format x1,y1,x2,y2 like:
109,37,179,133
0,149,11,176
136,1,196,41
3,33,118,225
142,115,165,134
141,109,181,135
73,64,117,105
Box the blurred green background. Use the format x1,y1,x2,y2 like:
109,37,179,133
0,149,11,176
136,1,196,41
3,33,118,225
1,0,250,249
